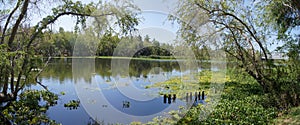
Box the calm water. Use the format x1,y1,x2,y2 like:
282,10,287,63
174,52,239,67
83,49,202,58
31,58,211,124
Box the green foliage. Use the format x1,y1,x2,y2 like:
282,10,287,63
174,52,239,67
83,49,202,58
64,100,80,110
35,28,76,57
143,69,279,125
171,0,300,110
201,82,276,124
1,90,59,125
273,106,300,124
260,0,300,38
1,0,141,124
35,29,180,58
118,14,139,35
60,91,65,95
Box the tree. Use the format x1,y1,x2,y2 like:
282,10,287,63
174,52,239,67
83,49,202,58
172,0,300,109
0,0,139,124
152,39,160,56
262,0,300,38
97,32,120,56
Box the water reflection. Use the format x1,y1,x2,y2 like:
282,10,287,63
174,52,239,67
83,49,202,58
42,58,216,79
39,58,213,124
42,58,186,82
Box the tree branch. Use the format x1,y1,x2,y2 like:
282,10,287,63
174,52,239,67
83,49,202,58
11,4,115,96
34,56,52,91
0,0,21,44
7,0,29,50
27,12,115,49
194,2,269,61
220,12,269,61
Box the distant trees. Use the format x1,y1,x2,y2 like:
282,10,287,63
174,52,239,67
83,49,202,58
31,25,215,59
34,29,187,58
35,27,76,57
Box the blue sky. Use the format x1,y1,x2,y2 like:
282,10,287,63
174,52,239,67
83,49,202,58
1,0,291,51
54,10,179,42
48,0,179,44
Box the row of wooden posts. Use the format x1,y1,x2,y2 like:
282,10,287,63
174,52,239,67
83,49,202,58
163,94,176,104
186,91,205,101
163,91,205,104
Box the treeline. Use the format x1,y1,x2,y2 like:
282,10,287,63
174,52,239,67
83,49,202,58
35,27,211,60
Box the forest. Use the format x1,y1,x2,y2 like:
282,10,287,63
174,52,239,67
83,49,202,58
33,27,211,60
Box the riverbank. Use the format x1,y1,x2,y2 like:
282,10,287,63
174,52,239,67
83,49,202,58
139,69,282,124
50,56,218,62
52,56,176,60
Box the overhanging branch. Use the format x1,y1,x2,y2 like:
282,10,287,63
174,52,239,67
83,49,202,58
27,12,115,49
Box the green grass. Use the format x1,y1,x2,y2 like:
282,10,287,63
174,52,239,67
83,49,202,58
137,69,280,125
273,106,300,125
146,70,228,98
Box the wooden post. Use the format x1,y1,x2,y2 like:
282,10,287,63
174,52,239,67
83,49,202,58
186,93,189,102
172,94,176,103
168,94,171,104
202,91,205,100
163,94,167,104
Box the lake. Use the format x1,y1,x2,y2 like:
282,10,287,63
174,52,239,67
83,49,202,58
31,58,212,124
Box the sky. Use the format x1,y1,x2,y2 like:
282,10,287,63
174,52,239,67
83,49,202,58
54,10,179,43
0,0,181,45
1,0,292,51
48,0,282,50
41,0,179,44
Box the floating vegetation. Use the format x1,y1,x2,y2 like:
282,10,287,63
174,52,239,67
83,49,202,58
64,100,80,110
146,70,229,99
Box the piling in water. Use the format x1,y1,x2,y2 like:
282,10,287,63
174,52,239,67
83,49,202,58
186,93,189,102
168,94,171,104
172,94,176,103
163,94,167,104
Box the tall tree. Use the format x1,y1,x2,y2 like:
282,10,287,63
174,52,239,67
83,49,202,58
171,0,300,109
